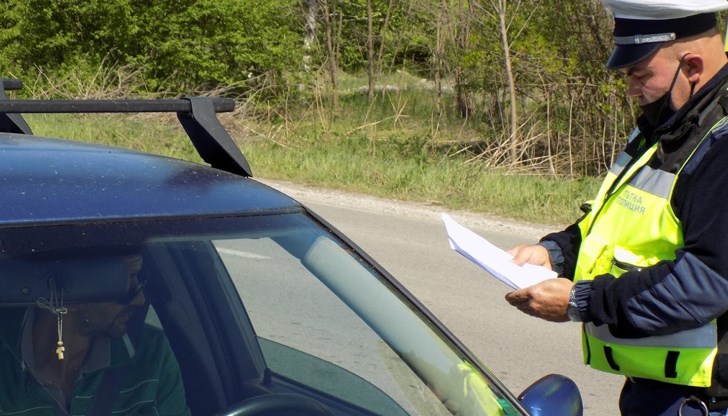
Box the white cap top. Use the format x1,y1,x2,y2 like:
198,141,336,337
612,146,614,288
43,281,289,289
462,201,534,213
602,0,728,20
601,0,728,68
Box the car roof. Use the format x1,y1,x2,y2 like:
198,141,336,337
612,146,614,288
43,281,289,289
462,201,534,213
0,133,301,225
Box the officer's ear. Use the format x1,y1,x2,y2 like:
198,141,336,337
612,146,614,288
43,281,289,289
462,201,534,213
682,53,704,83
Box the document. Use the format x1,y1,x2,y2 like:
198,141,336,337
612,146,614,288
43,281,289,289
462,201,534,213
441,213,557,290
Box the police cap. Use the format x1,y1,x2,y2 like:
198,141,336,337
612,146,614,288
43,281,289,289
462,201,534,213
601,0,728,69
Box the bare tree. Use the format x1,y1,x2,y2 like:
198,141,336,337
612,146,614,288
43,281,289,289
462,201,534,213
319,0,339,107
454,0,474,118
468,0,523,164
493,0,518,164
303,0,320,72
366,0,399,101
375,0,397,78
433,0,448,121
366,0,375,101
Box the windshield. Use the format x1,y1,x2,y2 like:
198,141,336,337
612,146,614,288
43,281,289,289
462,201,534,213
0,212,519,416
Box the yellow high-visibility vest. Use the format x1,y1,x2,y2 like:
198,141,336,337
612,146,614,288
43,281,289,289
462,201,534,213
574,120,728,386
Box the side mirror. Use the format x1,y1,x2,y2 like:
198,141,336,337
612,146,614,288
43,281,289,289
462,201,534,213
518,374,583,416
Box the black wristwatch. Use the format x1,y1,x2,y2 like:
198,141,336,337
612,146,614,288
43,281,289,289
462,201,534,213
567,285,581,322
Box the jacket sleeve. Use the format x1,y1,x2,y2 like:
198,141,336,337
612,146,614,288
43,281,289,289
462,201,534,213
584,131,728,338
538,222,582,280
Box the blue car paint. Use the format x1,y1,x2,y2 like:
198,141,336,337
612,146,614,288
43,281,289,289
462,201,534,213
0,134,299,224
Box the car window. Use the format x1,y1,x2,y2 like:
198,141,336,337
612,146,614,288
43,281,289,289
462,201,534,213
0,251,187,416
211,215,518,416
0,213,519,416
216,237,446,415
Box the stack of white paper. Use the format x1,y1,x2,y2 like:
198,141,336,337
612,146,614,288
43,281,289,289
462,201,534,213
441,213,557,290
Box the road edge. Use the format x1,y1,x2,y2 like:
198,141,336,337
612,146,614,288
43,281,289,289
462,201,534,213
257,178,562,241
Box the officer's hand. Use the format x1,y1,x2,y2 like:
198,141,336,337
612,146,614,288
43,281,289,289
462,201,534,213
505,278,573,322
507,244,553,270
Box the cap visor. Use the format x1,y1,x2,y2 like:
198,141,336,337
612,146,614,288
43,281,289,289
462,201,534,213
606,43,662,69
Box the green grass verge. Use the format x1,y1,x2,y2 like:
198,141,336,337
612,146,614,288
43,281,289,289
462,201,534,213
23,113,599,226
242,134,599,225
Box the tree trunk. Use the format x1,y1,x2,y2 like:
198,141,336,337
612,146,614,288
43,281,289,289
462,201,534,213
303,0,319,72
433,0,448,121
375,0,397,78
455,0,473,118
320,0,338,108
496,0,518,164
366,0,375,101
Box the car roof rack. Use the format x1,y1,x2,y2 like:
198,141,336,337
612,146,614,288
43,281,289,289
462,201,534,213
0,78,252,177
0,79,33,136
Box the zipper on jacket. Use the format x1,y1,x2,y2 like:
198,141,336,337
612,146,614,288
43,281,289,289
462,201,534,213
612,258,643,272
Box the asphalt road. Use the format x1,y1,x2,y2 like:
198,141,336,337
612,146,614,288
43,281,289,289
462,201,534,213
261,179,624,416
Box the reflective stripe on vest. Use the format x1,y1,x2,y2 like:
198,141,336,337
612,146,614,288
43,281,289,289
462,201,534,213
584,321,718,386
574,117,728,387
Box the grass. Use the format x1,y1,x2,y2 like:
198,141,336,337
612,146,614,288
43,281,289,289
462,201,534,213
23,111,600,226
243,133,599,225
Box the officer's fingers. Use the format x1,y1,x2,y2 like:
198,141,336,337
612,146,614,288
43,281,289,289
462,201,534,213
505,288,530,305
508,244,535,265
506,244,524,257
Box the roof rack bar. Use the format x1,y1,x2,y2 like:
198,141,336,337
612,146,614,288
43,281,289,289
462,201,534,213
178,97,252,177
0,80,32,135
0,98,235,114
0,96,252,177
1,79,23,91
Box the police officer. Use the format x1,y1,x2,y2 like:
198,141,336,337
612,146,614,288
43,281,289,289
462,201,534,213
504,0,728,414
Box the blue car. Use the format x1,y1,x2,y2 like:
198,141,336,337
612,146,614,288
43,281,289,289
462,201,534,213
0,79,583,416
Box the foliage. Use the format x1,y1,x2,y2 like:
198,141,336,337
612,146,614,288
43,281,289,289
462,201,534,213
436,0,633,176
1,0,638,180
0,0,305,94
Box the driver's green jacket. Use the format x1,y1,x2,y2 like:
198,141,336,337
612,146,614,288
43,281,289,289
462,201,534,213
0,308,190,416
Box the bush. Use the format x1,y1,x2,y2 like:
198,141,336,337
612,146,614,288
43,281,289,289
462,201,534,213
0,0,306,93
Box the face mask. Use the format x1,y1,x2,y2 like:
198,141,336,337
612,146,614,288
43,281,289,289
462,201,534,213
640,91,674,127
639,54,688,128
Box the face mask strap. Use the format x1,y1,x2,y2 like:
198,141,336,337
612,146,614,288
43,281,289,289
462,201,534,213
641,52,691,128
661,53,690,113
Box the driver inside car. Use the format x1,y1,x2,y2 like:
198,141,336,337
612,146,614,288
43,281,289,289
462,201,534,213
0,251,191,416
